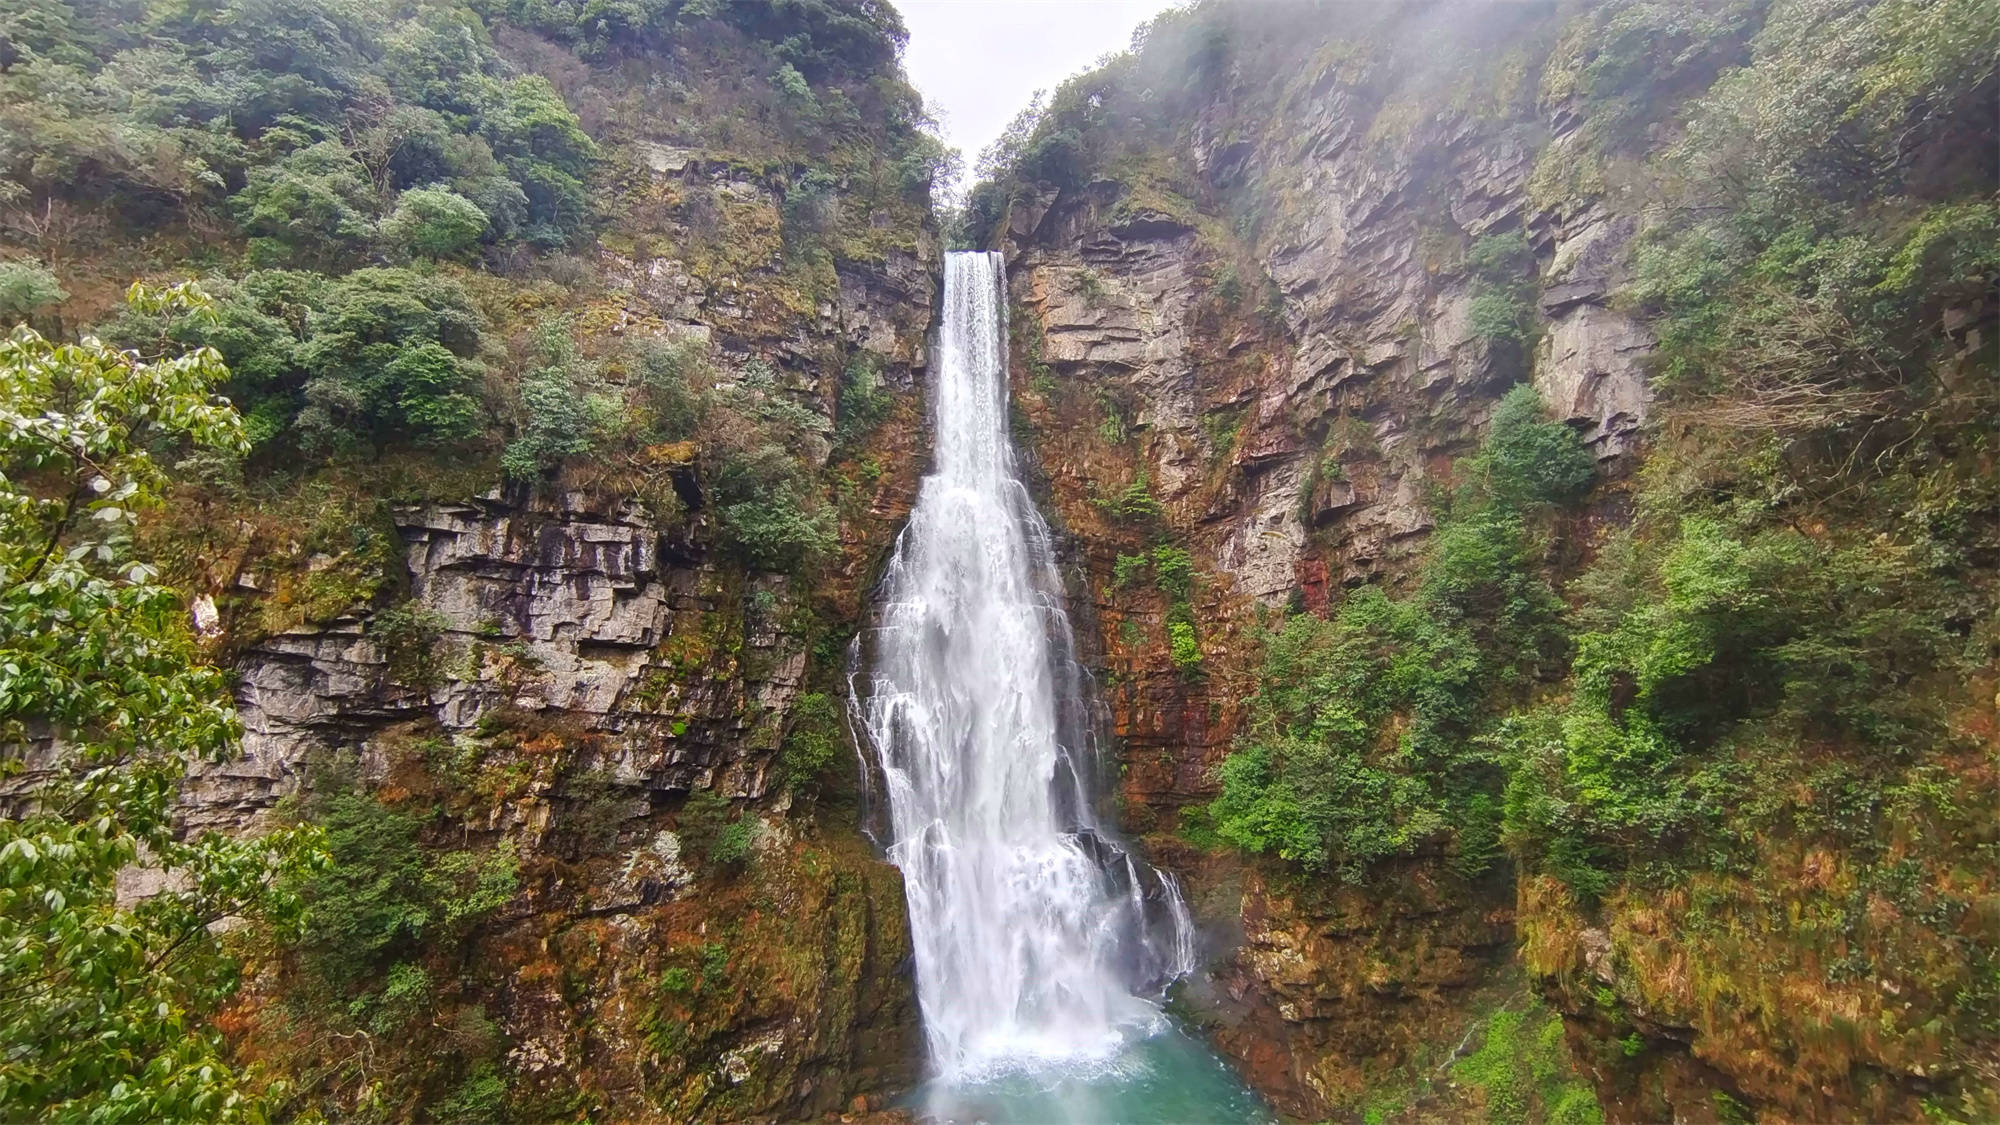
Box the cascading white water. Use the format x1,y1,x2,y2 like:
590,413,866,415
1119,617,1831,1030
857,252,1197,1083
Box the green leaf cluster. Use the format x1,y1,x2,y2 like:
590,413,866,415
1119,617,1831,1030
1464,231,1536,360
0,0,597,259
289,785,519,997
835,352,892,445
0,287,325,1124
106,267,490,457
1450,1001,1605,1125
500,317,622,480
0,260,66,325
676,789,753,875
779,690,846,799
1210,386,1589,881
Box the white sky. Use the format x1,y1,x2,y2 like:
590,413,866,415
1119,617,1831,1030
899,0,1185,179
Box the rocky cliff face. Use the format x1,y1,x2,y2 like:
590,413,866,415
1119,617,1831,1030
129,25,949,1115
188,223,938,1118
188,249,935,1119
47,0,1984,1119
995,35,1652,1117
984,2,1999,1121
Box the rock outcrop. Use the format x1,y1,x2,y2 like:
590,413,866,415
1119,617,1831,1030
988,6,1686,1120
192,495,810,833
171,146,940,1124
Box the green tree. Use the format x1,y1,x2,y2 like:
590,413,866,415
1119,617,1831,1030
1209,387,1584,881
478,74,597,246
1477,383,1597,510
779,691,844,798
0,284,324,1123
381,185,489,259
232,140,379,265
0,260,66,324
292,268,488,451
501,317,619,479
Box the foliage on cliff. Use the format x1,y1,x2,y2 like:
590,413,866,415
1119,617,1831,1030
1,0,940,1120
2,0,944,577
1505,3,2000,1116
0,288,324,1124
981,0,1996,1118
1210,387,1592,881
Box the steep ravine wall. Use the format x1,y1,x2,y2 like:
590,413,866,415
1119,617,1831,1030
987,3,1997,1123
185,245,941,1119
997,61,1649,1125
1002,159,1562,1125
123,26,952,1114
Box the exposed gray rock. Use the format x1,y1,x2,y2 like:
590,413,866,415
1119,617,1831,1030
184,495,811,834
1536,302,1654,460
1009,78,1656,605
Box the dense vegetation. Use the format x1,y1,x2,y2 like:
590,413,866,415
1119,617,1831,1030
0,289,324,1123
967,0,1996,1116
3,0,1993,1119
0,0,941,1119
0,0,944,573
1208,385,1593,882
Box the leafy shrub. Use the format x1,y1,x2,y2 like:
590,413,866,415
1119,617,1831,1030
1210,594,1470,878
1210,389,1577,881
0,260,65,323
711,820,754,867
475,75,598,246
502,318,621,479
293,787,519,993
720,491,838,571
1167,618,1203,671
370,600,452,690
1098,472,1165,525
1112,553,1148,588
383,185,489,259
1150,545,1204,673
432,1062,510,1125
1451,1001,1605,1125
774,61,817,111
1464,232,1536,354
780,691,846,797
1151,545,1195,603
1469,290,1532,346
782,168,839,250
836,352,892,443
1502,515,1953,897
1482,386,1595,504
1096,394,1129,444
628,335,709,435
233,142,380,265
676,789,752,874
291,268,490,452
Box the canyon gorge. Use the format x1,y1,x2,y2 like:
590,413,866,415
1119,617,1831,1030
1,0,1995,1123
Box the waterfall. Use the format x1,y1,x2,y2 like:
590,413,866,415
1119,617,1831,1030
856,251,1197,1082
